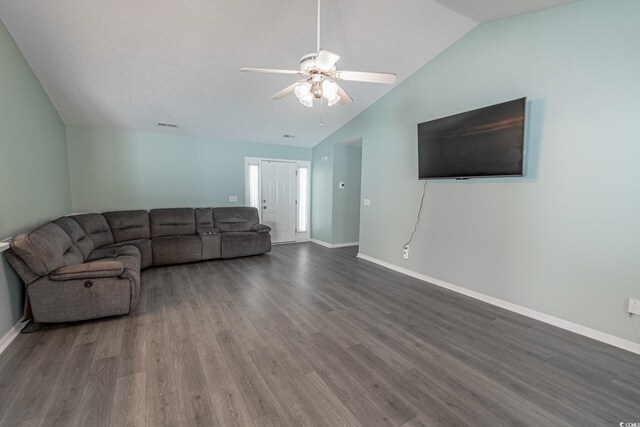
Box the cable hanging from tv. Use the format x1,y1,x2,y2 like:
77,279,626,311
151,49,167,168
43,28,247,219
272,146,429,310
403,180,427,249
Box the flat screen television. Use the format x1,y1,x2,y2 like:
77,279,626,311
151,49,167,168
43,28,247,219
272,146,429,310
417,98,526,179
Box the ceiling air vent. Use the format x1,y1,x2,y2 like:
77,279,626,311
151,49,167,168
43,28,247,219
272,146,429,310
157,122,178,128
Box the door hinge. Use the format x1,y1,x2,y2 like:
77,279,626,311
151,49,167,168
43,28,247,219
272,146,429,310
296,170,298,176
295,200,298,205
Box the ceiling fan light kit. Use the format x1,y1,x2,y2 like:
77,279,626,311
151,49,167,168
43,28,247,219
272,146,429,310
240,0,397,116
292,74,340,108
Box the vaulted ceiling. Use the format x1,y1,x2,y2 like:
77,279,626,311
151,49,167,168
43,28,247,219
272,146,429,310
0,0,574,147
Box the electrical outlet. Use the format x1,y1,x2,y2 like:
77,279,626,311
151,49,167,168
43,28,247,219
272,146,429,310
402,245,409,259
628,298,640,315
229,196,238,203
363,198,371,206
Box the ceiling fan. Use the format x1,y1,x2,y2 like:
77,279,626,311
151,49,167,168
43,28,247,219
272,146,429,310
240,0,397,109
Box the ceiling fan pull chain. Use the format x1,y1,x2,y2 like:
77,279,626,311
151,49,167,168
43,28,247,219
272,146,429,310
320,96,324,127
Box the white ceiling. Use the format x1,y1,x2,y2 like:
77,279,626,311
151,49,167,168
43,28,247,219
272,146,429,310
435,0,575,22
0,0,574,148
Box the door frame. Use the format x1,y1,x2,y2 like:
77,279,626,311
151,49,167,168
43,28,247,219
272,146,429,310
245,157,311,243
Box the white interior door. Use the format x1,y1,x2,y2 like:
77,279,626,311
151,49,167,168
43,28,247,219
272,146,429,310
261,160,297,243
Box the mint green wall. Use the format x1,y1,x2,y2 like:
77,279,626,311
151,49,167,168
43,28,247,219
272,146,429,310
311,141,362,244
332,144,362,244
312,0,640,343
0,19,71,337
66,126,311,212
311,143,334,243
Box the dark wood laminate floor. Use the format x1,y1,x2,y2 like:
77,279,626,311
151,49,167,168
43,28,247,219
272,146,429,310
0,243,639,426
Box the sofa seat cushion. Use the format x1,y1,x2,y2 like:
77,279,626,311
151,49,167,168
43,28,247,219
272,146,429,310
103,210,150,242
11,222,84,276
150,208,196,238
220,232,270,259
70,213,114,248
88,244,140,263
85,244,140,276
152,235,202,266
102,239,152,269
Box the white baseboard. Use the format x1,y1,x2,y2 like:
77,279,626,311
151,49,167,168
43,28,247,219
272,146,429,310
310,239,333,248
332,242,359,248
311,239,359,249
0,319,27,355
356,252,640,355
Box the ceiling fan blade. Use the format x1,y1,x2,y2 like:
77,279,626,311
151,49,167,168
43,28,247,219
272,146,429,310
336,84,352,105
241,68,304,75
270,79,309,100
315,49,340,71
335,70,397,84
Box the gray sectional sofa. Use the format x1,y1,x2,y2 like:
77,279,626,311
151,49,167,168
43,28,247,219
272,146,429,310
4,207,271,323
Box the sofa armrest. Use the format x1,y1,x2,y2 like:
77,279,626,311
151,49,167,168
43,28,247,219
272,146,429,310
49,260,125,281
197,227,219,236
251,224,271,233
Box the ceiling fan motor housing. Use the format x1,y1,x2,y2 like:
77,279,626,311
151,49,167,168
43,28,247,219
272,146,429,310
300,53,336,74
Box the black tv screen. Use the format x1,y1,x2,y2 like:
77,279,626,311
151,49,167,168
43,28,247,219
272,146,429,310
418,98,526,179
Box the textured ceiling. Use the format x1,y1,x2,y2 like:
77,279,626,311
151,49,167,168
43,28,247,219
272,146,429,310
0,0,574,147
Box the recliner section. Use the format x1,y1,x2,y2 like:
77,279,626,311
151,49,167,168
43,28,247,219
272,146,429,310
214,207,271,258
6,221,140,323
4,207,271,323
149,208,202,266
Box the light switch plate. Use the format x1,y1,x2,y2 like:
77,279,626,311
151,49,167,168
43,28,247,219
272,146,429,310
628,298,640,315
363,198,371,206
229,196,238,203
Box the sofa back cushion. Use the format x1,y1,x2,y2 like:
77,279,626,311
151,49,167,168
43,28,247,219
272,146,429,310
70,213,114,248
103,210,150,242
213,207,259,232
54,217,95,259
195,208,214,230
150,208,196,238
11,222,83,276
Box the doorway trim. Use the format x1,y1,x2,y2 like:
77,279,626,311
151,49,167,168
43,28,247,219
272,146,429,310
245,157,311,243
